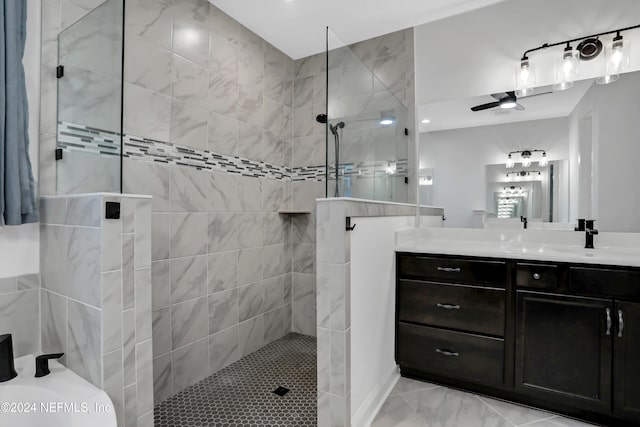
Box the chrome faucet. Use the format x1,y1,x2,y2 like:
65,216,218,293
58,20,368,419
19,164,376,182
585,220,598,249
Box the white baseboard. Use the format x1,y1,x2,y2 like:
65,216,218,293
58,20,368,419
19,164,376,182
351,365,401,427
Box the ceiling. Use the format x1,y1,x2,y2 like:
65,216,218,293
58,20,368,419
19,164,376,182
208,0,508,59
420,79,594,132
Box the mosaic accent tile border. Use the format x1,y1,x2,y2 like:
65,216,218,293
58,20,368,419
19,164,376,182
57,122,409,182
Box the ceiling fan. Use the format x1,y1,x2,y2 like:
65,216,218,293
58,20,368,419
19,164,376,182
470,90,553,112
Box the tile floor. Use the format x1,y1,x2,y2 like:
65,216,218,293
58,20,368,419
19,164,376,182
154,333,317,426
372,377,598,427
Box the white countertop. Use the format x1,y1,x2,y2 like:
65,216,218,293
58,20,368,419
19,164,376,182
396,228,640,267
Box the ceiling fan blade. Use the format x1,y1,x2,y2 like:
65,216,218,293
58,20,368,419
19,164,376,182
515,103,525,111
519,91,553,99
471,101,500,112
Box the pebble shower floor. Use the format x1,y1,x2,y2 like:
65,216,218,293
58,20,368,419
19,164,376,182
154,333,317,426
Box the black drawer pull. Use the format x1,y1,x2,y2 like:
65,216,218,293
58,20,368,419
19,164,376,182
437,303,461,310
533,273,541,280
436,349,460,357
437,267,461,273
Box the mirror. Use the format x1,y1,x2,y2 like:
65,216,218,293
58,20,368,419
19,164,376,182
419,70,640,232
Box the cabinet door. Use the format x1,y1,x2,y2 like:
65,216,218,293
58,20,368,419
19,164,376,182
614,301,640,422
515,292,612,412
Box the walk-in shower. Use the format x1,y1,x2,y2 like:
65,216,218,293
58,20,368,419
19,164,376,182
323,27,411,203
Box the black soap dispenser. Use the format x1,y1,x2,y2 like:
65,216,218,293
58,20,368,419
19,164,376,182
0,334,17,382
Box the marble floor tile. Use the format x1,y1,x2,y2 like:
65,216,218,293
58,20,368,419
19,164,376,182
372,395,428,427
390,377,440,396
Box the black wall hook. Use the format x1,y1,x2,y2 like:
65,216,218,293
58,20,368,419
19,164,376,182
346,217,356,231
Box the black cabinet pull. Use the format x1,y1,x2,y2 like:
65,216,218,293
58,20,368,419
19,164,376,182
437,303,461,310
436,349,459,357
606,308,612,336
618,310,624,338
437,267,461,273
533,273,541,280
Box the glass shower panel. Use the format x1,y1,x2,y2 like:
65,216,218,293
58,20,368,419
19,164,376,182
56,0,123,194
326,28,408,202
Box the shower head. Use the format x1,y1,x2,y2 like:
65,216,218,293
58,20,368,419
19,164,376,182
315,114,345,136
315,114,328,124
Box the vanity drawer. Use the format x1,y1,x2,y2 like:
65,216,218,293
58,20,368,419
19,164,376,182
517,263,559,290
397,255,506,287
398,280,505,336
570,267,640,299
397,322,504,386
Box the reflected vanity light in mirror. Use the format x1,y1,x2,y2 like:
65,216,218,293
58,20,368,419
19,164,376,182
421,119,431,124
176,27,200,45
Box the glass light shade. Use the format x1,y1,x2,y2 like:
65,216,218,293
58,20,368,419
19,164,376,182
539,152,548,167
515,59,535,97
506,154,515,169
521,156,532,168
596,38,630,85
553,47,579,91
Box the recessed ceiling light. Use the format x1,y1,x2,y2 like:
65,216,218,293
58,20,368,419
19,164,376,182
421,119,430,124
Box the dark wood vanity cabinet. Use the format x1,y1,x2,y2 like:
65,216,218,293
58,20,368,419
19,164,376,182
396,252,640,426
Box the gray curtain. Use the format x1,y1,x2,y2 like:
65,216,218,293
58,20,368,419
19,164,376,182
0,0,38,225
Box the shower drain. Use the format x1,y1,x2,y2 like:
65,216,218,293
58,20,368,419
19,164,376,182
272,386,290,396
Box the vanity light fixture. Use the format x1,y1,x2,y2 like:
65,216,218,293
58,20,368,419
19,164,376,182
516,24,639,91
506,170,542,179
506,149,547,168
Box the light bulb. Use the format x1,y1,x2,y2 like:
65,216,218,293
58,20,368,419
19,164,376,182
506,154,515,169
553,45,578,91
521,158,532,168
597,34,630,85
539,152,548,167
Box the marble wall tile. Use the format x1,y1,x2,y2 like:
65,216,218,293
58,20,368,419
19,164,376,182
152,307,172,356
151,214,171,261
170,166,208,212
171,337,209,394
102,271,123,354
171,213,208,257
0,290,39,357
293,272,315,306
317,328,331,393
292,243,315,274
209,33,239,82
293,103,313,138
39,63,58,134
170,255,207,304
263,131,284,166
238,44,263,89
171,54,209,108
209,326,239,373
209,74,238,117
124,383,137,427
125,0,173,50
125,34,172,95
283,303,292,334
40,198,66,226
207,251,237,294
135,199,152,269
262,179,284,212
174,0,209,23
41,290,68,356
292,303,316,337
237,176,261,212
208,112,238,156
331,393,350,427
237,247,262,285
122,234,135,310
264,97,283,135
238,85,263,127
102,219,122,273
135,268,153,343
292,180,324,211
237,121,263,161
38,136,56,196
264,308,285,344
67,300,101,387
123,83,171,142
170,100,208,150
330,330,349,396
40,225,69,297
171,297,208,349
263,275,285,312
318,391,331,427
238,282,263,322
122,309,136,387
294,76,313,108
238,315,264,357
152,260,171,309
153,353,173,405
292,213,315,243
237,213,263,249
208,289,238,334
123,159,171,212
262,244,290,280
208,172,239,212
263,212,289,246
136,339,154,416
172,10,210,66
103,349,124,424
66,195,101,227
207,213,238,252
68,226,102,307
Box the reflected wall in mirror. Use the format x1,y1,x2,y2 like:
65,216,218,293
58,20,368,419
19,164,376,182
419,70,640,232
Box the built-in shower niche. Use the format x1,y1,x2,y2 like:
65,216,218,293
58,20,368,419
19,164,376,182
56,0,123,195
325,28,411,203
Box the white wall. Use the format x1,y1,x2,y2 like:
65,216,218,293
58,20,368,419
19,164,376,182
419,117,570,228
415,0,640,104
0,0,41,278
